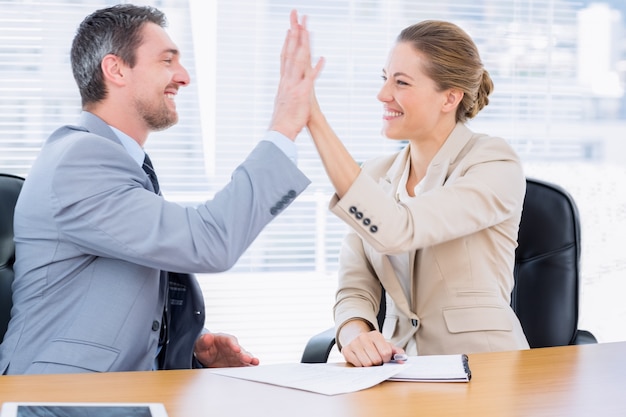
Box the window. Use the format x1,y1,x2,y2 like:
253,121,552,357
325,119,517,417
1,0,624,364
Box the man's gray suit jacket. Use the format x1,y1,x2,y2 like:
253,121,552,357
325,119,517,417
0,112,310,374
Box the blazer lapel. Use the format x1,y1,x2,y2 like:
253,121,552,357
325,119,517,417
368,145,415,317
369,123,474,317
420,122,474,192
377,144,410,198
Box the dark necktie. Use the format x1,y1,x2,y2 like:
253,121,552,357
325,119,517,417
141,153,168,357
142,153,161,195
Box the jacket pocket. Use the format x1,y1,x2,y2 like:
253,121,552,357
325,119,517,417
442,305,513,333
32,338,120,373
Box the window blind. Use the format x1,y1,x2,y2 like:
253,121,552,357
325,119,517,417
197,0,626,363
0,0,625,365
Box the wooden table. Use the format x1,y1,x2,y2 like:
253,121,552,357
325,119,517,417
1,341,625,417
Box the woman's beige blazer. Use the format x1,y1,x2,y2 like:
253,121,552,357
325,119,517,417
330,123,530,355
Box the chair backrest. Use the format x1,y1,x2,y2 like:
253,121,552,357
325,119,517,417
0,173,24,343
512,178,581,347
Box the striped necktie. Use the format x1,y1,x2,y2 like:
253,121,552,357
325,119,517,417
142,153,161,195
142,152,168,362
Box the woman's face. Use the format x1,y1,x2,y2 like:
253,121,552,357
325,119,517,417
377,42,451,142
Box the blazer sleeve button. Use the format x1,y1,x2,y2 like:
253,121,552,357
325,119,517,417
349,206,357,214
370,225,378,233
152,320,160,331
363,218,371,226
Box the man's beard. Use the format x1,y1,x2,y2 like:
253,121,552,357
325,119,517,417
135,97,178,131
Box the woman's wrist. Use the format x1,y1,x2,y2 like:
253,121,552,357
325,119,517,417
338,318,374,349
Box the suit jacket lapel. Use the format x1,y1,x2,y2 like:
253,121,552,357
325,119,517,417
368,145,415,316
377,143,409,197
419,122,472,192
369,123,474,317
378,122,473,197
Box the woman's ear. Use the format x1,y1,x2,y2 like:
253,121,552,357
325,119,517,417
442,88,464,114
101,54,127,87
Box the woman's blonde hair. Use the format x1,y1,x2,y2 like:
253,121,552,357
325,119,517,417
397,20,492,123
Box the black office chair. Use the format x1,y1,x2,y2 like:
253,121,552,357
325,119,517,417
0,173,24,343
513,177,596,347
301,177,597,363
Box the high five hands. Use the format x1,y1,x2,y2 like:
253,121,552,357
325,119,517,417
270,10,324,140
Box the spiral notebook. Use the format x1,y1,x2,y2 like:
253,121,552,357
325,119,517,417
388,354,472,382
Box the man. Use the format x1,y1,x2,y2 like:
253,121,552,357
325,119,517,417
0,4,321,374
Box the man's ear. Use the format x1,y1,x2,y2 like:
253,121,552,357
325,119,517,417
101,54,127,87
442,88,464,114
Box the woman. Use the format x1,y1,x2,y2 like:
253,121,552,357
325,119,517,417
304,18,530,366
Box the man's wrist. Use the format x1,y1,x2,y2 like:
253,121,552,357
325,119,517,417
264,130,298,164
269,123,299,141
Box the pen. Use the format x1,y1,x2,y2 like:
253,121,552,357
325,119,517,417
392,353,408,362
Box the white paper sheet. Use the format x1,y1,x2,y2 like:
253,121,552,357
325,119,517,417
209,362,408,395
